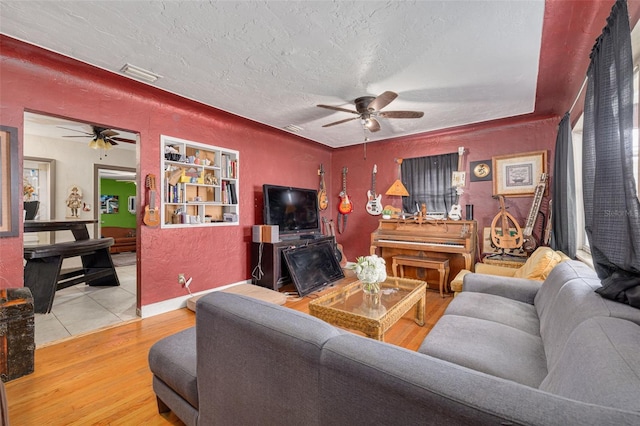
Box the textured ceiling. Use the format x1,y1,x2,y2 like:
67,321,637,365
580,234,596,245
0,1,555,148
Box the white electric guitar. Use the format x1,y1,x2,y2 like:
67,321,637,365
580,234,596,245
448,147,465,220
366,164,383,215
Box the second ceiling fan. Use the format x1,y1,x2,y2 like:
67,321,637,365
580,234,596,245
317,91,423,132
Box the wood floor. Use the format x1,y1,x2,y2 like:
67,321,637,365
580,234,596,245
5,285,452,425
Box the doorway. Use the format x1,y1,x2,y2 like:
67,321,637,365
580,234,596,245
23,111,140,346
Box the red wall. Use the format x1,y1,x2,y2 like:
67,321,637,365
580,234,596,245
0,36,332,305
329,116,559,262
0,35,559,307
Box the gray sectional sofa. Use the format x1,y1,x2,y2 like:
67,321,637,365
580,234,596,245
148,260,640,425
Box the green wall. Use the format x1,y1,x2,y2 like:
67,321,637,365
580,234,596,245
100,179,136,228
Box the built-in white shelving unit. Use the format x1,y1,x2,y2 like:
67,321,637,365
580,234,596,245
161,135,239,228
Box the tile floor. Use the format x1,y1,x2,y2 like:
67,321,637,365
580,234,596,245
33,263,137,347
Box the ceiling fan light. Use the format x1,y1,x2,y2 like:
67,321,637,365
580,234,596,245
88,138,99,149
104,141,115,151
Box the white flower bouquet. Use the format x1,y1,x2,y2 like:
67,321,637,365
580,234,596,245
352,254,387,293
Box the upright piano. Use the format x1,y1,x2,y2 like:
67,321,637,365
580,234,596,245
370,219,477,289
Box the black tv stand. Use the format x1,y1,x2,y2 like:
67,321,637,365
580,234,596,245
251,235,334,291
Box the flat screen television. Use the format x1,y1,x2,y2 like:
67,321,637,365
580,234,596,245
282,239,345,296
263,184,321,238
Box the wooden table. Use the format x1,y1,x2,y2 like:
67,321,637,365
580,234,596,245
308,277,426,341
24,219,96,240
23,219,119,313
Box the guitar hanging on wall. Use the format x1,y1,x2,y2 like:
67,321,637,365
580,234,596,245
143,174,160,227
337,167,352,233
490,195,523,252
448,147,465,220
366,164,383,216
318,164,328,211
522,173,548,253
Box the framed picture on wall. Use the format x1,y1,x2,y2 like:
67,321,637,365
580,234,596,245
469,160,492,182
492,150,547,197
0,125,19,237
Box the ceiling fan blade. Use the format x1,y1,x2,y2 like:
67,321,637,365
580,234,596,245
368,91,398,111
110,136,136,144
366,117,381,132
378,111,424,119
58,126,93,136
322,117,359,128
100,129,119,137
317,104,359,114
104,138,119,146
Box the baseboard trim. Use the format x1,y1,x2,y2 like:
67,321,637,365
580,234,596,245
138,279,251,318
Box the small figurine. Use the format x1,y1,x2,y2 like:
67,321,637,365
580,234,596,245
66,186,83,218
204,173,218,185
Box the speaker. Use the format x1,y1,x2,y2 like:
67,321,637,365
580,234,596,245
252,225,262,243
252,225,279,242
466,204,474,220
261,225,279,243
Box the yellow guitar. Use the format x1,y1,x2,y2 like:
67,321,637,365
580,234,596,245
318,164,328,211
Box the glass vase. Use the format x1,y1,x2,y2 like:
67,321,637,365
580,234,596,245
362,281,380,295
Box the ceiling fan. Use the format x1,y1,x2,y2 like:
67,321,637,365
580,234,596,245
317,91,424,132
59,125,136,151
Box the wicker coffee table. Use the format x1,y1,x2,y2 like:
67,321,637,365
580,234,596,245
308,277,427,341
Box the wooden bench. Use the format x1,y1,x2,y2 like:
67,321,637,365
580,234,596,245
392,255,450,298
23,238,119,313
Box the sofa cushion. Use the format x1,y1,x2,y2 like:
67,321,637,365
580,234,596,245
539,317,640,411
444,292,540,336
534,262,612,369
533,261,595,319
196,292,342,426
148,327,198,409
513,246,561,280
419,314,548,387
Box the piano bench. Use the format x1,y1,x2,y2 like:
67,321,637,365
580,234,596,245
392,255,450,298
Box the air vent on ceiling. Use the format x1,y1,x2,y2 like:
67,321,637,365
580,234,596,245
283,124,303,132
120,63,162,83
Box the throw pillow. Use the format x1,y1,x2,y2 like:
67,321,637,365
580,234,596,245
513,247,560,280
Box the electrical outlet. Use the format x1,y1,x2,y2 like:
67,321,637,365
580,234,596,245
178,273,186,286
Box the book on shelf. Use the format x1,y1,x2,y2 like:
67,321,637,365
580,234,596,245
221,180,229,204
220,154,238,179
228,182,237,204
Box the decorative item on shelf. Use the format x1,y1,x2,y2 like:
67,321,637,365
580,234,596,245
23,180,39,220
352,254,387,295
204,172,217,185
23,181,35,201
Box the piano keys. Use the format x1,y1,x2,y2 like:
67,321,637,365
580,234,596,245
370,219,477,289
